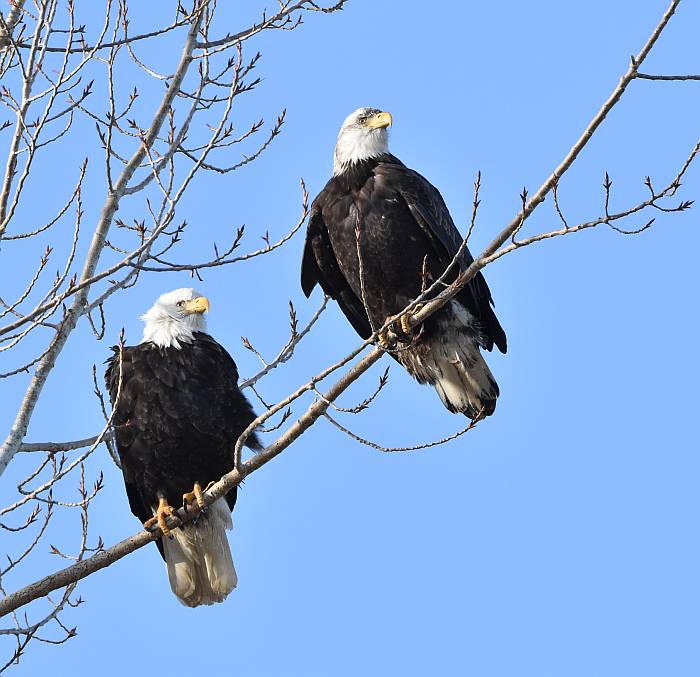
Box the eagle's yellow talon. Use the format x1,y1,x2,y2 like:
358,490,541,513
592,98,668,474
377,329,396,350
399,313,413,336
399,304,424,338
143,496,178,537
183,482,206,511
183,481,217,512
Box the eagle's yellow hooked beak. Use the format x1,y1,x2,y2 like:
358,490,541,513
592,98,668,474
365,110,392,130
183,296,210,314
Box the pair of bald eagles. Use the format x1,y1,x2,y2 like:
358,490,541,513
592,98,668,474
106,108,507,606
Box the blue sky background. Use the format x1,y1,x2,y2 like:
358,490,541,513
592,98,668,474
1,1,699,675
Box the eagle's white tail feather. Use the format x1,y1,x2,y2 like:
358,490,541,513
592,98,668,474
433,349,498,417
399,300,499,419
162,497,237,607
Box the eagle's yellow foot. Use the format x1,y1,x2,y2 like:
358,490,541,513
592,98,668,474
182,482,205,512
397,303,424,340
183,481,216,513
377,328,397,350
143,497,178,537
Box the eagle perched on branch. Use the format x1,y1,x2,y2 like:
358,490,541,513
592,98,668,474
301,108,507,419
106,288,260,607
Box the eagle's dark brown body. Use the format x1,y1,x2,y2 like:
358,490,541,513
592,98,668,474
302,153,506,418
105,332,260,559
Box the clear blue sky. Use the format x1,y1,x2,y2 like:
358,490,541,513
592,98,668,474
2,2,699,675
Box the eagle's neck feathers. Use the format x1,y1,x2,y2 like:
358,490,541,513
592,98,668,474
141,309,206,350
333,127,389,176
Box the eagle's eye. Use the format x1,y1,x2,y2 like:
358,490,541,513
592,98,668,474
176,301,185,308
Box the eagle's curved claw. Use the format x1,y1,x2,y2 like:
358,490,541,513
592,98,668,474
183,480,216,514
182,482,206,513
399,303,424,338
399,312,414,338
391,304,425,344
143,496,179,538
377,329,397,350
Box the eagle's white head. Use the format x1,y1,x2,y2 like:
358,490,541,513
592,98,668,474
141,287,209,349
333,107,392,176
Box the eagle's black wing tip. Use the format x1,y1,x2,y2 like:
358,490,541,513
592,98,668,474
300,275,316,299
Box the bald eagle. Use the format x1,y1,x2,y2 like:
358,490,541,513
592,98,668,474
105,288,260,607
301,108,507,419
